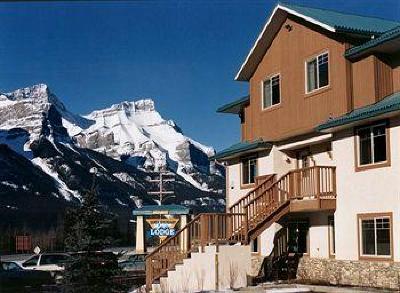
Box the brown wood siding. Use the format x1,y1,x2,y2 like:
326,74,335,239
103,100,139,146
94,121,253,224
352,56,393,109
375,57,393,101
352,56,377,109
243,17,349,142
393,66,400,93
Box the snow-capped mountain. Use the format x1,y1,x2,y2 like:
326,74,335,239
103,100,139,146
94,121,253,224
0,84,225,232
74,99,219,191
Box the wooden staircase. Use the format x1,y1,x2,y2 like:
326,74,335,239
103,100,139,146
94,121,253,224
145,166,336,291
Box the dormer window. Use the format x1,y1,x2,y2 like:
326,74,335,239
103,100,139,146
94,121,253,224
262,74,280,109
306,52,329,93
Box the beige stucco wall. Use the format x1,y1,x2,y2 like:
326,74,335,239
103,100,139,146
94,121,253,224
333,119,400,261
157,245,252,292
308,212,331,259
226,139,335,259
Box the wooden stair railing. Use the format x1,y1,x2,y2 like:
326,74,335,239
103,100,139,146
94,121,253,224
229,174,276,215
145,166,336,291
145,213,248,291
242,166,336,233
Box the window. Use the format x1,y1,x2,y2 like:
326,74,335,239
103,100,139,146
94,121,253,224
357,123,387,166
306,52,329,93
328,216,335,256
40,254,69,265
242,157,257,185
262,74,280,109
359,214,392,258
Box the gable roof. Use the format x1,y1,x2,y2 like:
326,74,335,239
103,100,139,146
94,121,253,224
317,91,400,132
345,26,400,60
235,3,400,81
217,95,250,114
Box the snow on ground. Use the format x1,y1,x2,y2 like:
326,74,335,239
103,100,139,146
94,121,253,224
31,157,81,201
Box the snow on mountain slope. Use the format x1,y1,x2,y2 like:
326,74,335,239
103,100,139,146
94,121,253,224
75,99,218,191
0,84,224,196
0,84,91,141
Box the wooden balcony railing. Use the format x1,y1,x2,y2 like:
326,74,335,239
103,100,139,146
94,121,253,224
243,166,336,231
145,213,247,290
145,166,336,291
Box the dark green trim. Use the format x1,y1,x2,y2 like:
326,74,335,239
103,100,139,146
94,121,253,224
217,95,250,114
317,91,400,132
210,139,271,161
345,26,400,59
132,204,191,216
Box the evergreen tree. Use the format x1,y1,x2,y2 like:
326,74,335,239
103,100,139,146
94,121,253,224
63,175,121,292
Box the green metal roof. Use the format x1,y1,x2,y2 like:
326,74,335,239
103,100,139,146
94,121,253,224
317,91,400,132
217,96,250,114
132,204,191,216
282,3,400,35
210,139,271,160
345,26,400,59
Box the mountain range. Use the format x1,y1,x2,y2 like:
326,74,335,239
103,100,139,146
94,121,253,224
0,84,225,233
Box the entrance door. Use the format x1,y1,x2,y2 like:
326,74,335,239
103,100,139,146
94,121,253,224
287,219,309,254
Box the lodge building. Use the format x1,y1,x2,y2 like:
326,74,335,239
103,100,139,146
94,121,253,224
146,4,400,291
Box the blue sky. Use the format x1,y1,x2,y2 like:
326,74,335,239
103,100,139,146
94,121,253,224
0,0,399,151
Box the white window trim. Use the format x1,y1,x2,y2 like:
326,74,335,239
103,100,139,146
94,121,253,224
305,51,329,94
261,73,281,110
359,216,392,258
241,157,257,185
356,122,387,167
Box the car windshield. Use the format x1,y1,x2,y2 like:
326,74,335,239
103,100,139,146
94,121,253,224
23,255,39,267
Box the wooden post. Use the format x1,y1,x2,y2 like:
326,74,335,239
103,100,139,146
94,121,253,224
332,167,337,197
200,215,207,253
146,258,152,292
316,167,321,199
214,215,219,252
242,208,249,244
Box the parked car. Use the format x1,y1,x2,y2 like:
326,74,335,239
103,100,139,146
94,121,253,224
19,253,71,272
0,260,54,292
118,253,146,271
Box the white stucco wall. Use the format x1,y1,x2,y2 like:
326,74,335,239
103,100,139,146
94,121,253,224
308,213,331,259
333,120,400,261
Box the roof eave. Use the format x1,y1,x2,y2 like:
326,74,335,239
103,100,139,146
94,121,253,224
210,142,272,161
234,4,336,82
317,108,400,133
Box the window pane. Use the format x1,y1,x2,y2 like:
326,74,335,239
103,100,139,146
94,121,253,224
263,79,271,108
307,59,317,92
373,125,386,163
359,128,372,165
362,219,375,255
242,160,250,184
271,76,280,105
318,54,329,88
249,159,257,184
376,218,391,255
